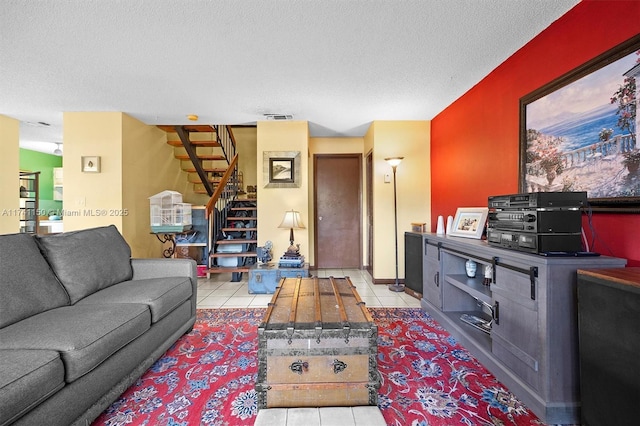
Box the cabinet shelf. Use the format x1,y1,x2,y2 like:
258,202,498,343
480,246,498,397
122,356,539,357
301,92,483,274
19,171,40,234
445,274,491,304
440,310,492,352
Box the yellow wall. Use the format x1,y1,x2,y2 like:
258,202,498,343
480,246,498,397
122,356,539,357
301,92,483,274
62,112,124,231
368,121,431,281
0,115,20,234
63,112,192,257
122,114,190,257
308,137,365,265
256,121,309,260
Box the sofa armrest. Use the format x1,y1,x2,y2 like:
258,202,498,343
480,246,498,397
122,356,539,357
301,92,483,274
131,258,197,281
131,258,198,316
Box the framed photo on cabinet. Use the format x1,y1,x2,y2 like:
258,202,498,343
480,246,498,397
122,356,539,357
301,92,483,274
449,207,488,239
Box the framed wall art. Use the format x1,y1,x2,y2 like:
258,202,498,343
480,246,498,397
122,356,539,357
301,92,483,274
81,156,101,173
449,207,488,239
519,34,640,212
263,151,301,188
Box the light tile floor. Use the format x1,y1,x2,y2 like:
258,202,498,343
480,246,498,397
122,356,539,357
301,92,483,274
196,268,422,309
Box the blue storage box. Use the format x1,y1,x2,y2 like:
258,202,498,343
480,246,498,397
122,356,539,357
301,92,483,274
248,263,310,294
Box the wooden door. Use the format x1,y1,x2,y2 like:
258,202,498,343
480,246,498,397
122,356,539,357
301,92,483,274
314,154,362,269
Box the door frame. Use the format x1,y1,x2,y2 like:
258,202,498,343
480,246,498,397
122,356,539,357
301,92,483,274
365,150,373,275
313,153,363,269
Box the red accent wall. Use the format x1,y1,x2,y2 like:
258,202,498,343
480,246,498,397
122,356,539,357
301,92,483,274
431,0,640,266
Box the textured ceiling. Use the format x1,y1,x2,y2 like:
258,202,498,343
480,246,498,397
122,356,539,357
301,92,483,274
0,0,579,154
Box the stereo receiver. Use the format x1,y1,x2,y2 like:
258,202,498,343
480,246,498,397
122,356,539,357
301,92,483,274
488,209,582,234
487,229,582,254
487,191,587,254
488,191,587,209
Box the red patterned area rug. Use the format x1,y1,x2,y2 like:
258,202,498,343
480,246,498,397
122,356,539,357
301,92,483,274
93,308,545,426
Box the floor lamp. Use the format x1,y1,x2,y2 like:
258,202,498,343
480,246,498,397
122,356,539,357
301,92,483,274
386,157,404,292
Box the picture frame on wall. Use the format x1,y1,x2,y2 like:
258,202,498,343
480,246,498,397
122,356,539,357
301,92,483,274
263,151,301,188
81,156,101,173
449,207,488,239
519,34,640,212
269,158,294,183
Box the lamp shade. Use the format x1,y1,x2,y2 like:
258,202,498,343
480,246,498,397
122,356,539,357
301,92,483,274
278,210,305,230
385,157,403,167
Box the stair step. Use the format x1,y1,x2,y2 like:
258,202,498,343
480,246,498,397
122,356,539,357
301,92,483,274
206,266,250,274
222,227,257,232
199,190,238,196
210,252,257,258
183,167,227,173
158,124,217,133
166,139,220,147
227,216,257,221
230,206,257,211
232,197,257,203
217,239,257,244
188,175,221,183
175,154,226,161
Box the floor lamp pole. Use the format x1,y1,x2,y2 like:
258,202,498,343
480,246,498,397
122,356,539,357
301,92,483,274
388,163,403,292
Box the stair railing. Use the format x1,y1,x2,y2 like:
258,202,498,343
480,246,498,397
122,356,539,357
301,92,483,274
205,153,241,261
215,125,237,163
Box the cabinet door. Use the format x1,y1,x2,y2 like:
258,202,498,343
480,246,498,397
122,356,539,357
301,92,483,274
423,241,442,308
491,266,540,391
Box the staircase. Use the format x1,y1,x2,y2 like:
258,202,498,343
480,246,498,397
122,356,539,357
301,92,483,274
158,124,257,280
210,197,258,280
158,124,228,195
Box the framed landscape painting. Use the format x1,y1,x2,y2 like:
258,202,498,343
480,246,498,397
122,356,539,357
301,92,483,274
519,34,640,212
263,151,301,188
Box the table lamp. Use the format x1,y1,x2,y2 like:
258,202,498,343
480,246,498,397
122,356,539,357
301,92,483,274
278,210,305,255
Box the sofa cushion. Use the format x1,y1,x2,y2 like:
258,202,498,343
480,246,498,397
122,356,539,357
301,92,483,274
76,276,193,323
36,225,133,304
0,233,70,328
0,349,65,426
0,304,150,383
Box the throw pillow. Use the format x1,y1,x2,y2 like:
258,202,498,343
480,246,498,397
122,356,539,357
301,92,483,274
0,233,69,327
36,225,133,304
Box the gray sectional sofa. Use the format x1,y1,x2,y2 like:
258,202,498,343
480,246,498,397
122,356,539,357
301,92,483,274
0,225,198,426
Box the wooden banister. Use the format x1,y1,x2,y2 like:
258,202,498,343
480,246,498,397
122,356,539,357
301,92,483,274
205,153,239,219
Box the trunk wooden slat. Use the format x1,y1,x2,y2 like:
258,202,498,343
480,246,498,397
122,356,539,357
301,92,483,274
256,277,379,409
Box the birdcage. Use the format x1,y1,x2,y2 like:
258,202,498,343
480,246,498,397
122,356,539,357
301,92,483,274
149,190,192,233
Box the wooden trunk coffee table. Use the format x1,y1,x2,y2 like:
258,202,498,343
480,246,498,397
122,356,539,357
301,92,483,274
256,276,379,409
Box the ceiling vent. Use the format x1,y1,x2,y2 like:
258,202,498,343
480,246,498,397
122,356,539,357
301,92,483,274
264,113,293,120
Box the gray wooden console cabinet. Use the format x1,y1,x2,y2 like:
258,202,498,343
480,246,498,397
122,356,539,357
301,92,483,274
411,232,626,424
